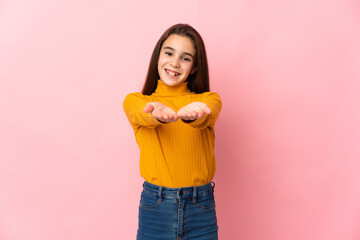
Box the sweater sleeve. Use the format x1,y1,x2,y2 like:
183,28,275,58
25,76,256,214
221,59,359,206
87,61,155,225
186,92,222,129
123,92,163,129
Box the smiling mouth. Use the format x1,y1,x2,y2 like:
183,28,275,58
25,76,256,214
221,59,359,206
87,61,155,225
165,69,180,76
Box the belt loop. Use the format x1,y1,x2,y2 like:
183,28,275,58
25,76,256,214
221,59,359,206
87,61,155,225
192,187,197,203
211,181,215,192
158,186,163,200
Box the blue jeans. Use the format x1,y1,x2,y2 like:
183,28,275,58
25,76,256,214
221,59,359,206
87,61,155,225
137,181,219,240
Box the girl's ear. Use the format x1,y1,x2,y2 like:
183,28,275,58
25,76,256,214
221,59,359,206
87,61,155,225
190,66,197,74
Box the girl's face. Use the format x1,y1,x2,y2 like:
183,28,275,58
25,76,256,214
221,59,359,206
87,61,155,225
157,34,197,87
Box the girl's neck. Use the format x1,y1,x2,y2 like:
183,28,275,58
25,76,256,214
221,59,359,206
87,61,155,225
154,80,190,95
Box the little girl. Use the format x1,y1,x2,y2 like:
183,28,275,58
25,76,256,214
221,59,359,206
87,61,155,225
123,23,222,240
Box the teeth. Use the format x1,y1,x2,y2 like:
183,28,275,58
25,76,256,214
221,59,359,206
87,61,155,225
166,69,178,76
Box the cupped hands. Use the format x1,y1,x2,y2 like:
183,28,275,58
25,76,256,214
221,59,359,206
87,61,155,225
143,102,211,122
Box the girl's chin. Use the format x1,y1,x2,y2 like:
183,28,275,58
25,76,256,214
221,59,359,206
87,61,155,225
161,79,185,87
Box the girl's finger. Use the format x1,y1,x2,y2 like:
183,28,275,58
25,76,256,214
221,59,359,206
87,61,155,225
202,105,211,114
178,110,189,117
157,113,163,120
143,104,154,113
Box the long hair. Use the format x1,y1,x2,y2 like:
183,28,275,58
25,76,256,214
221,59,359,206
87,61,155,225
142,23,210,95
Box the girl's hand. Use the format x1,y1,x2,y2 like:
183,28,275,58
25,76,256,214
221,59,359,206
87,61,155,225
177,102,211,121
143,102,178,122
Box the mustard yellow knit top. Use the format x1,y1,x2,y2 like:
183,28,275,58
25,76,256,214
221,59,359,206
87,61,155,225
123,80,222,188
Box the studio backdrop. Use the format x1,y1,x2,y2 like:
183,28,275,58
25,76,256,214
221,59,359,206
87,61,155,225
1,0,359,239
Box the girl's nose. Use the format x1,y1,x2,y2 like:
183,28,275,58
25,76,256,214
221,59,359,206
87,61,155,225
170,59,180,68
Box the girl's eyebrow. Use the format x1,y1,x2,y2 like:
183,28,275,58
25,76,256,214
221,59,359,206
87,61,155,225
163,46,194,58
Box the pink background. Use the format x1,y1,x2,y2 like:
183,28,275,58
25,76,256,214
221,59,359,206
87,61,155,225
1,0,360,239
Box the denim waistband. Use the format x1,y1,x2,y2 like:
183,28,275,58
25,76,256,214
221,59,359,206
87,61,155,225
142,181,215,202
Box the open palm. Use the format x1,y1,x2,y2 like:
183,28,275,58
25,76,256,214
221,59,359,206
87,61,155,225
143,102,178,122
177,102,211,121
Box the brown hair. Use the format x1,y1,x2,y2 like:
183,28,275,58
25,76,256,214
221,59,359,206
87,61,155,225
142,23,210,95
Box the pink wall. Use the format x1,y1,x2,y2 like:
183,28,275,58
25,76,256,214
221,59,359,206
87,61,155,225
1,0,359,239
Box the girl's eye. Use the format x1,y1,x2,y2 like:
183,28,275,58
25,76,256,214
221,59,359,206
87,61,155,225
165,52,172,56
183,57,191,62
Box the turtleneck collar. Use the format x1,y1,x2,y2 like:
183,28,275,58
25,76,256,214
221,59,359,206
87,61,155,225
154,80,191,96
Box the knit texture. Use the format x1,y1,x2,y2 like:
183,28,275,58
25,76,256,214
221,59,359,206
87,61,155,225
123,80,222,187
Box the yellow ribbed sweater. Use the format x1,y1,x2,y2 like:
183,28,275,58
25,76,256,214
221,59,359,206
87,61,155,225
123,80,222,188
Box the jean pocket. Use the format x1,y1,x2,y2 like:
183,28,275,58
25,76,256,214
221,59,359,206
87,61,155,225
139,189,162,209
193,192,216,210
